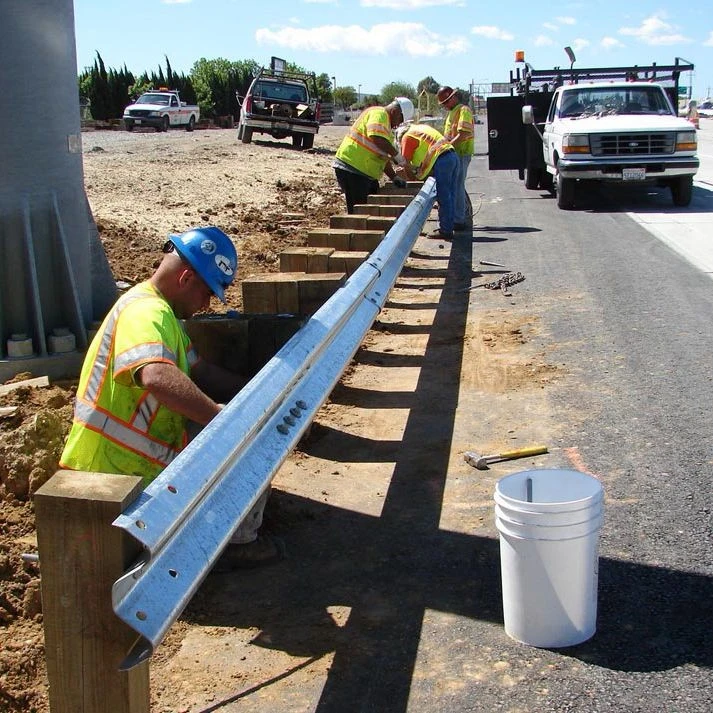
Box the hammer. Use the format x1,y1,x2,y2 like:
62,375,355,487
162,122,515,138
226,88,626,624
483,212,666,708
464,445,548,470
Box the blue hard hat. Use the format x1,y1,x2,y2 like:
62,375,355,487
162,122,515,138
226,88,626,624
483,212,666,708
167,226,237,302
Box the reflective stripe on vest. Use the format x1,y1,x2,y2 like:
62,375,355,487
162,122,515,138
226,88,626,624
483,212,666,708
77,287,182,468
408,127,453,180
73,398,179,467
444,104,474,155
335,107,395,179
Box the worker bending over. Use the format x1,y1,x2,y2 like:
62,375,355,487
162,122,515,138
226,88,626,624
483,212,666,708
333,97,415,212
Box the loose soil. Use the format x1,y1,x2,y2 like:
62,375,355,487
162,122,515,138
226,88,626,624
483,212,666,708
0,125,556,712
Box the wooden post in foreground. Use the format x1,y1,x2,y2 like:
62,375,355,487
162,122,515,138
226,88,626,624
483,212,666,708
34,471,150,713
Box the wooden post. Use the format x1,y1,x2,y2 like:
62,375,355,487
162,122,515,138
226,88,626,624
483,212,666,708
34,471,150,713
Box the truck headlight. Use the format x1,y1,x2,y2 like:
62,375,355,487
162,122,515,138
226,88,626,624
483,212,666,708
676,131,697,152
562,134,590,154
148,111,161,117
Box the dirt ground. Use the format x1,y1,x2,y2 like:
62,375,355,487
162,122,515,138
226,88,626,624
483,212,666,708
0,125,552,712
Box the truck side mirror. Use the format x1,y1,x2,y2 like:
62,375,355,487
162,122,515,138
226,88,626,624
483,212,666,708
522,105,535,125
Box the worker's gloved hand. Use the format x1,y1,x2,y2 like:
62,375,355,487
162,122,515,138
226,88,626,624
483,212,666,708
392,154,408,167
392,176,407,188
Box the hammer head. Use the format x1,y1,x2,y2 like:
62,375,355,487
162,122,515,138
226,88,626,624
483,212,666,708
463,451,488,470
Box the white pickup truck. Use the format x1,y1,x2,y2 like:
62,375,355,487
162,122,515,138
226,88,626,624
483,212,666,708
524,82,699,209
123,90,199,132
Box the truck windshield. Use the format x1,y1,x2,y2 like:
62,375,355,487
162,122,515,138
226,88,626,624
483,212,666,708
558,86,673,118
253,81,307,103
136,94,171,106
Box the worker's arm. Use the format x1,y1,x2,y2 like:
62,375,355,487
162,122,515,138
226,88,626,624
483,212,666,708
137,361,222,426
398,135,419,181
372,135,399,159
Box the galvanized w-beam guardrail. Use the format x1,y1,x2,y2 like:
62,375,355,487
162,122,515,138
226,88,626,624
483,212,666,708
112,178,437,670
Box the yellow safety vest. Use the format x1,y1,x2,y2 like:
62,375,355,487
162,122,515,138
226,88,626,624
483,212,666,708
444,104,474,156
402,124,454,180
60,281,197,484
335,106,397,180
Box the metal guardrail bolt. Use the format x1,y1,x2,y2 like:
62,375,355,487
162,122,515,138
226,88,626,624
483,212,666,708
277,423,289,435
290,407,302,418
296,400,308,410
284,415,296,426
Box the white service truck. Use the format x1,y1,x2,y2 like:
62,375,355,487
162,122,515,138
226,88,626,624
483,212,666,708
123,90,199,132
487,57,699,209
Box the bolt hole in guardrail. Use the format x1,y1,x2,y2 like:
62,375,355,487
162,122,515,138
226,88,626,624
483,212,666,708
111,178,438,670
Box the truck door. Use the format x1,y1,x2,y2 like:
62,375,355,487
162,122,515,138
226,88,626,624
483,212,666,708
486,96,526,170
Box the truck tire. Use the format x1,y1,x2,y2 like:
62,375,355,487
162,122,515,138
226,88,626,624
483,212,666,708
241,126,253,144
671,175,693,207
302,134,314,150
186,116,195,132
161,116,170,132
237,123,244,141
292,134,303,149
525,167,540,190
540,171,554,194
556,171,576,209
125,121,134,132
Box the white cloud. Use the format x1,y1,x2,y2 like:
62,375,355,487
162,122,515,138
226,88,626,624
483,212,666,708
571,38,590,52
255,23,469,57
471,26,515,41
361,0,465,7
619,13,692,46
534,35,553,47
556,16,576,26
601,36,624,49
703,31,713,47
542,22,558,32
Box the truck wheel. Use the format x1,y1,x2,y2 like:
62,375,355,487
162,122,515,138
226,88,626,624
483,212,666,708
556,172,576,209
241,127,253,144
540,172,554,194
302,134,314,150
186,116,195,132
525,167,540,190
237,123,244,141
161,116,170,132
125,121,134,132
292,134,303,149
671,175,693,207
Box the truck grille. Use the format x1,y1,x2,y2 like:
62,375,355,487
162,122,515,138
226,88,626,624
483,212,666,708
590,133,676,156
127,110,153,117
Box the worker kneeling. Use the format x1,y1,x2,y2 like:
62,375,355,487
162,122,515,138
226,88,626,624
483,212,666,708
60,226,284,569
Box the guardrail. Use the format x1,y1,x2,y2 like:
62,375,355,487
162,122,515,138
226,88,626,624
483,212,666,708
111,178,437,670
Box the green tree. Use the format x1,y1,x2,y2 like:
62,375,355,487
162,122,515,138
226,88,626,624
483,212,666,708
315,73,333,101
334,86,357,109
190,58,259,118
380,81,417,105
417,76,439,95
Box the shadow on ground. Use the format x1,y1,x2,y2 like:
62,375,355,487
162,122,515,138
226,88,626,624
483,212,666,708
185,235,712,712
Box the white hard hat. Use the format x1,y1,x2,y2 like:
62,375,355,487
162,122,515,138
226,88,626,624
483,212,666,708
395,96,414,123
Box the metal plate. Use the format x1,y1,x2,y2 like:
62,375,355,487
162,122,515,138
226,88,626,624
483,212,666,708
623,167,646,181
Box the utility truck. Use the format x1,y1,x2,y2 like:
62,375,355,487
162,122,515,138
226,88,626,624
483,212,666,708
487,53,698,209
123,89,199,132
237,60,321,149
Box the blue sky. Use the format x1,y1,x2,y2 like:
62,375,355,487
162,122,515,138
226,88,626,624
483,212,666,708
73,0,713,99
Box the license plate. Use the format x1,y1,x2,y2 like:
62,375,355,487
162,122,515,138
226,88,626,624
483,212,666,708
623,167,645,181
134,119,142,125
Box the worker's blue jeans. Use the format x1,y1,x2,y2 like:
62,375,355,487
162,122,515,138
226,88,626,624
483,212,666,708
431,149,459,235
454,154,472,225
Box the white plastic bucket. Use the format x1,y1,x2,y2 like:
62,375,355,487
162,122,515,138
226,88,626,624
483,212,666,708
494,469,604,648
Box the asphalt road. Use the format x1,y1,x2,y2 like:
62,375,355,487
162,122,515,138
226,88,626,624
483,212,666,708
454,123,713,711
